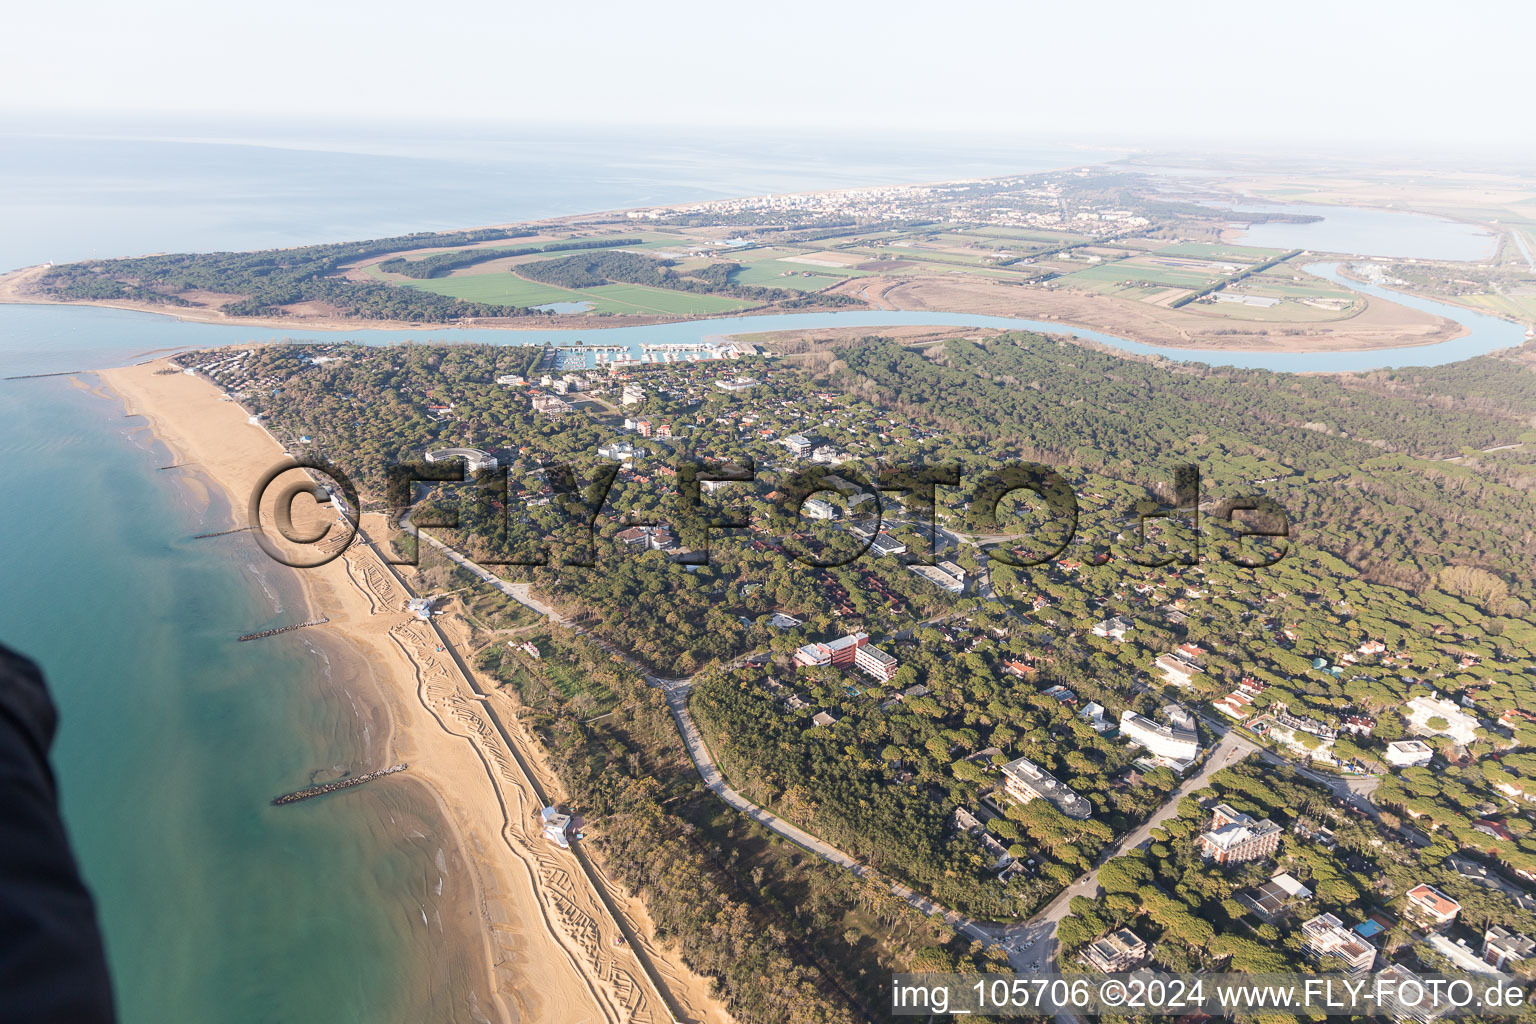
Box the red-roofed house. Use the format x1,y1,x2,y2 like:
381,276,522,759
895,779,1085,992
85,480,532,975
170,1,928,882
1406,883,1462,928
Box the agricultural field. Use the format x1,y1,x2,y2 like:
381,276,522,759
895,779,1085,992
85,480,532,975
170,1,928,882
576,282,754,315
841,246,1042,280
780,250,865,267
728,261,852,291
1176,266,1362,322
1189,294,1359,322
1462,290,1536,323
1057,259,1226,291
1153,241,1289,262
372,268,583,306
963,226,1094,245
883,242,998,266
920,231,1020,251
376,265,754,315
1244,266,1359,300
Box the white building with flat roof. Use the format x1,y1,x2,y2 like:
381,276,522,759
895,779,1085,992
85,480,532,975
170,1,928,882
424,447,498,472
1120,709,1200,763
802,498,837,521
781,434,814,457
1424,934,1503,977
1301,913,1376,973
1078,928,1146,973
1154,652,1200,687
541,806,572,848
1385,739,1435,767
1405,694,1480,746
854,644,899,683
908,563,964,593
1000,756,1092,819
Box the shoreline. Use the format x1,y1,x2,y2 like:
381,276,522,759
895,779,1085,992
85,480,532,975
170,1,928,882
97,358,729,1024
0,255,1486,356
94,370,515,1021
0,286,1479,358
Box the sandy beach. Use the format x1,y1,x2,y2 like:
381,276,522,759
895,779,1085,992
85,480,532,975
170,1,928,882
98,359,733,1024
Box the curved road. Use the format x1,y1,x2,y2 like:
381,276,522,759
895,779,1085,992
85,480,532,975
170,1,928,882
657,677,997,942
413,528,1381,1002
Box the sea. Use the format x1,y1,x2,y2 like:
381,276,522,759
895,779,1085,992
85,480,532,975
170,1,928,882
0,120,1131,1024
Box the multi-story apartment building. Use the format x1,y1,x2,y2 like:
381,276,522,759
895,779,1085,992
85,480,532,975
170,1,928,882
1197,803,1282,865
854,643,899,683
1000,756,1092,819
1301,912,1376,973
1078,928,1147,973
793,632,868,669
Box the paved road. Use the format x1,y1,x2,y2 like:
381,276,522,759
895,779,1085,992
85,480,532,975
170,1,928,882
409,528,1378,994
996,729,1256,978
1196,710,1382,821
415,528,572,625
660,681,997,943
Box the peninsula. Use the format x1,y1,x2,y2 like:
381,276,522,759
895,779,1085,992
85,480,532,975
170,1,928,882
12,161,1536,352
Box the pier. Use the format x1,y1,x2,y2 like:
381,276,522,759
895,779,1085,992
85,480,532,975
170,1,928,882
271,763,408,805
640,342,720,353
2,369,86,380
237,617,329,642
557,343,627,354
193,525,254,539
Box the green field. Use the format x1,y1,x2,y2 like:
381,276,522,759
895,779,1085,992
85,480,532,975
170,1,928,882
1060,262,1224,289
382,267,755,315
384,270,581,306
1244,267,1356,299
579,283,754,315
1154,241,1289,262
922,232,1018,251
884,245,996,266
729,261,853,291
1464,291,1536,323
964,227,1093,244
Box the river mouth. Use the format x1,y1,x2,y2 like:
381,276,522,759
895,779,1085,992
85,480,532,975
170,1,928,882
1209,201,1500,262
2,259,1527,378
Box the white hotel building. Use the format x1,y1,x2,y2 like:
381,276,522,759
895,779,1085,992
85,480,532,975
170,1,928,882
1120,710,1200,765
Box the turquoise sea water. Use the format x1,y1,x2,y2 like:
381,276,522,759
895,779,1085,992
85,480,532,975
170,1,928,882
0,374,491,1022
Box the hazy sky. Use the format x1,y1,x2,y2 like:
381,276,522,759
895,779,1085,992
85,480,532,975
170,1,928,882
3,0,1528,153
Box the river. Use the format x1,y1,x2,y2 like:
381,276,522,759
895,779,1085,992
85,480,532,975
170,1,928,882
2,259,1526,377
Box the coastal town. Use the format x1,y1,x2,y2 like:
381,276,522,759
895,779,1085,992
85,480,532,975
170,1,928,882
10,2,1536,1023
151,297,1536,1022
